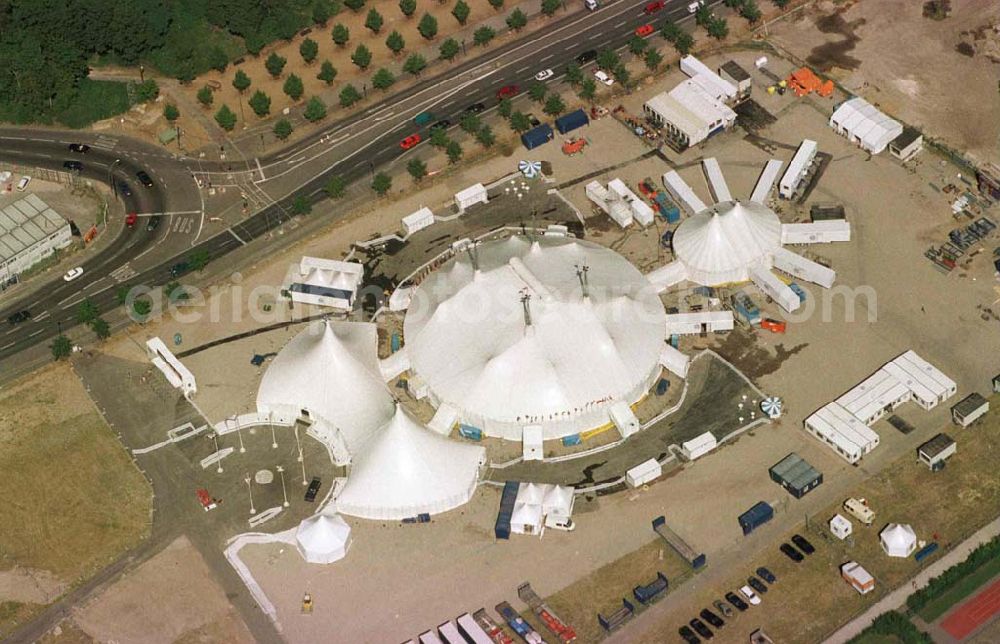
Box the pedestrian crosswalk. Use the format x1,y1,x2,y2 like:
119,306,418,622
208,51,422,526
110,263,137,283
91,135,117,152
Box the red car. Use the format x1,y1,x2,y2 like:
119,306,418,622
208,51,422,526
400,134,421,150
125,213,138,227
643,0,664,14
497,85,520,99
635,24,654,37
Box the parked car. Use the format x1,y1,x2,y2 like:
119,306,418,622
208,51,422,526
576,50,597,65
146,216,161,232
748,576,768,595
63,267,84,282
725,592,748,611
643,0,664,14
63,160,83,172
496,85,519,99
117,181,132,198
125,213,138,228
7,310,31,325
678,626,700,644
400,134,421,150
16,176,30,191
594,70,615,86
465,102,487,114
713,600,733,618
699,608,724,629
792,534,816,555
136,170,154,188
534,69,554,81
304,476,322,502
780,543,805,562
430,119,452,131
68,143,91,153
689,618,713,639
738,585,761,606
635,24,654,37
525,113,541,127
756,567,777,584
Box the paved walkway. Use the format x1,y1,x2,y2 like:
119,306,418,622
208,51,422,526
824,516,1000,643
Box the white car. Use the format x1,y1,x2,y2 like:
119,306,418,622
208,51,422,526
594,70,615,86
534,69,554,81
63,267,84,282
739,585,762,606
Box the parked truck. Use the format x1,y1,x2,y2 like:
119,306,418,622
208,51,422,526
472,609,515,644
495,481,519,539
495,602,544,644
518,583,576,643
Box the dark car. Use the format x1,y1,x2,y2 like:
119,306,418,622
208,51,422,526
724,591,749,612
7,310,31,325
756,566,777,584
780,543,805,562
576,49,597,65
169,261,190,278
526,113,541,127
136,170,154,188
465,102,486,114
678,625,700,644
68,143,90,153
430,119,452,131
146,216,161,232
748,576,768,595
689,618,713,640
117,181,132,198
304,476,322,502
63,160,83,172
792,534,816,555
699,608,724,629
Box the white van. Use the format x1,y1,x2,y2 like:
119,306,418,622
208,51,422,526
688,1,704,12
16,176,30,191
584,0,599,9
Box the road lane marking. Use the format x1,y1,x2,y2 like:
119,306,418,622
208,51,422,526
28,328,44,338
228,228,248,245
255,158,265,181
33,311,50,322
0,342,14,351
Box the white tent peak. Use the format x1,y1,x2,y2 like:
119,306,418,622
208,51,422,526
295,510,352,564
880,523,917,557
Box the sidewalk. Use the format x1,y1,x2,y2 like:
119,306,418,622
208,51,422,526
825,516,1000,643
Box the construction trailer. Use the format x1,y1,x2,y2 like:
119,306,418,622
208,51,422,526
608,179,655,226
750,159,783,204
643,82,737,149
659,344,690,378
718,60,752,101
917,433,956,470
952,393,989,427
889,126,923,161
646,261,688,293
702,157,733,202
662,170,707,214
402,206,435,235
585,181,633,228
664,310,734,335
779,139,818,199
771,247,837,288
749,265,801,312
804,402,880,464
841,561,875,595
769,452,823,498
626,458,662,487
780,220,852,245
829,514,853,540
680,431,717,461
679,55,738,103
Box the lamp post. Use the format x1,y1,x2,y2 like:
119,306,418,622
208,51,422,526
277,465,289,507
294,423,303,462
299,447,308,485
231,415,246,453
108,158,122,198
210,432,223,474
244,473,256,514
270,422,278,449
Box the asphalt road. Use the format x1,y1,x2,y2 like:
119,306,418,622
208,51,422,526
0,0,716,363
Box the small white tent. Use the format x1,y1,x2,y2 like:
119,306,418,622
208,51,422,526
880,523,917,557
295,511,352,564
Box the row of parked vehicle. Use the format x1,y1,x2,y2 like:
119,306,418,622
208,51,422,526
678,534,817,642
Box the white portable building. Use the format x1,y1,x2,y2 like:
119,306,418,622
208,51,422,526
750,159,783,204
662,171,707,215
586,180,633,228
749,265,801,312
889,350,956,409
664,311,734,335
779,139,817,199
780,221,852,245
772,247,837,288
659,344,690,378
522,425,544,461
389,285,414,311
427,402,460,436
702,157,732,203
880,523,917,557
680,431,717,461
286,256,365,310
951,393,989,427
643,81,736,149
646,262,689,293
679,55,737,102
609,178,655,226
402,206,435,236
837,369,911,426
829,514,853,540
146,337,198,397
295,511,352,564
379,346,410,381
626,458,663,487
804,402,880,464
438,621,465,644
456,614,494,644
830,97,903,155
420,630,446,644
609,401,640,438
841,561,875,595
455,183,488,210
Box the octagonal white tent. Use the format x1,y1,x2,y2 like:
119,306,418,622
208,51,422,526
672,201,783,286
880,523,917,558
295,511,352,564
403,235,666,440
335,404,486,520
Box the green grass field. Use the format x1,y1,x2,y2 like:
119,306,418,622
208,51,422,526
54,79,131,129
917,555,1000,622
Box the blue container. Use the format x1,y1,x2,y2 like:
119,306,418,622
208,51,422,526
670,334,680,348
789,283,807,303
390,332,400,353
914,542,939,562
459,424,483,441
521,123,554,150
738,501,774,535
554,109,589,134
562,433,582,446
494,481,519,539
656,378,670,396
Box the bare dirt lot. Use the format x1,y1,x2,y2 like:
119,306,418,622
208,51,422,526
0,363,151,638
769,0,1000,167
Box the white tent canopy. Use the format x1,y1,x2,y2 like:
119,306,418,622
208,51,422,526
403,235,666,440
830,97,903,155
672,201,782,286
295,511,352,564
256,320,395,464
335,404,485,520
880,523,917,557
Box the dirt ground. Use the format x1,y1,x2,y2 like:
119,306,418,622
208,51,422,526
769,0,1000,167
0,363,151,638
64,536,254,644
